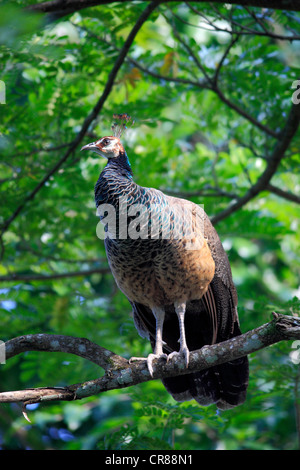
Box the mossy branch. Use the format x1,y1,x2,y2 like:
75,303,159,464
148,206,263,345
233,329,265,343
0,313,299,409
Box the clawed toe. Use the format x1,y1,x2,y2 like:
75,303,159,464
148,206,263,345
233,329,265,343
129,353,168,377
130,347,190,374
129,356,147,364
167,348,190,368
147,352,168,377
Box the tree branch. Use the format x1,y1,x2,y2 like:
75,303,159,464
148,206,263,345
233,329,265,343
4,333,122,370
267,184,300,205
1,313,299,406
0,267,110,283
167,15,212,84
211,101,300,225
213,35,239,86
86,29,279,139
212,85,279,138
27,0,300,19
191,3,300,41
0,0,160,241
162,10,281,138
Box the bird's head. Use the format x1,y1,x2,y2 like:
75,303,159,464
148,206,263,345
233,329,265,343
81,136,125,159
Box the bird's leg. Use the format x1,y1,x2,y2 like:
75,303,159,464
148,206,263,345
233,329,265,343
129,306,167,377
146,306,168,377
168,301,190,368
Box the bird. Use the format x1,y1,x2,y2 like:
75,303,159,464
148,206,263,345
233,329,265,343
81,133,249,410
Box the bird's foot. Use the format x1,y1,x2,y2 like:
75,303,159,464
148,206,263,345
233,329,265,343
167,347,190,369
129,353,168,377
147,352,168,377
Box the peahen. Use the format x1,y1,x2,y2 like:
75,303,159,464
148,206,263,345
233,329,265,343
81,134,249,410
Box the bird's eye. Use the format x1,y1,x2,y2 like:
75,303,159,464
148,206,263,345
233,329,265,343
102,139,109,146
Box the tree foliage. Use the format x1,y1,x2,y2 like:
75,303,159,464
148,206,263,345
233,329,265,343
0,0,299,450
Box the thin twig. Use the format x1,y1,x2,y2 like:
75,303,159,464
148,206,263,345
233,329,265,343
212,85,278,138
190,2,300,40
0,1,160,242
267,184,300,205
211,101,300,225
0,267,110,282
85,27,279,139
213,35,239,86
163,10,213,84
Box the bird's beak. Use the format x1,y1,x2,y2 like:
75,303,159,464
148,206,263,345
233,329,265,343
81,142,98,152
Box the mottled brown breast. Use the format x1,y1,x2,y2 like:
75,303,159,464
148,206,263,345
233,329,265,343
105,234,215,309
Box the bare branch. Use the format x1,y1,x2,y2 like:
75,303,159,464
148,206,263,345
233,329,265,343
267,184,300,205
11,142,73,160
14,240,107,265
165,13,212,84
212,85,279,138
89,29,279,139
211,101,300,225
206,3,300,41
0,267,110,283
0,1,160,241
213,35,239,86
1,313,300,406
126,55,207,88
4,333,117,369
27,0,300,18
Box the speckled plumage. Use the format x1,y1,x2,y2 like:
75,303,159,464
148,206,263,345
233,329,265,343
82,136,249,410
